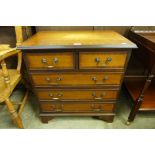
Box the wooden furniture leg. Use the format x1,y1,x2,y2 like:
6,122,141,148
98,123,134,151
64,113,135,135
127,74,154,125
93,115,114,123
98,115,114,123
5,98,24,129
40,116,54,123
127,96,144,124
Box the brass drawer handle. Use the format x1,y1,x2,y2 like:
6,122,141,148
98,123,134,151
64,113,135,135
93,109,101,112
49,93,62,97
92,92,106,100
92,76,97,82
95,57,112,66
46,104,63,112
53,57,59,64
106,57,112,63
92,77,103,84
41,58,47,63
49,93,53,97
46,77,58,84
95,57,100,64
92,76,108,84
41,58,58,68
48,94,59,100
49,93,63,99
56,77,62,81
55,108,62,112
102,58,112,66
41,58,55,68
91,104,102,112
54,104,63,112
57,93,63,97
45,77,62,84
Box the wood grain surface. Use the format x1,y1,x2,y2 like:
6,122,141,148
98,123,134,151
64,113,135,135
18,30,137,49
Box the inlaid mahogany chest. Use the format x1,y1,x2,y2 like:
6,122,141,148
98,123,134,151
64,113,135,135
18,30,136,123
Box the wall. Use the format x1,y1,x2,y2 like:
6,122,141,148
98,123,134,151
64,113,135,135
35,26,155,36
0,26,16,47
36,26,131,35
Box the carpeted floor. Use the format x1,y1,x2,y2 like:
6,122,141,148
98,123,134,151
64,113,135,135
0,86,155,129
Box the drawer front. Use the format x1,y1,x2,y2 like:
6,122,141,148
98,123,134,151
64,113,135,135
40,102,115,113
37,89,118,101
26,52,75,70
79,52,127,69
31,72,123,86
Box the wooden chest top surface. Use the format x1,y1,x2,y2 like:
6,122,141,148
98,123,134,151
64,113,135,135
18,30,137,49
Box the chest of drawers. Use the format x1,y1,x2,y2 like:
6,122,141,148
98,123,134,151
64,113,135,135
18,30,136,123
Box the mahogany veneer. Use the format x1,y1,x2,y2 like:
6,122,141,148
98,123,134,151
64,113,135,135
18,30,136,123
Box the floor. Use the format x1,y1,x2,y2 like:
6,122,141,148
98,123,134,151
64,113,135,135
0,86,155,129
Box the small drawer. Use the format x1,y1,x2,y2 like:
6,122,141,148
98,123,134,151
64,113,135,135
79,52,127,69
26,52,75,70
31,72,123,86
40,102,115,113
36,89,118,101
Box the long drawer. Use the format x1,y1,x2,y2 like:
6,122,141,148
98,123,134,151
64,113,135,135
36,89,118,101
79,52,127,69
40,102,115,113
31,72,123,86
25,52,75,70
